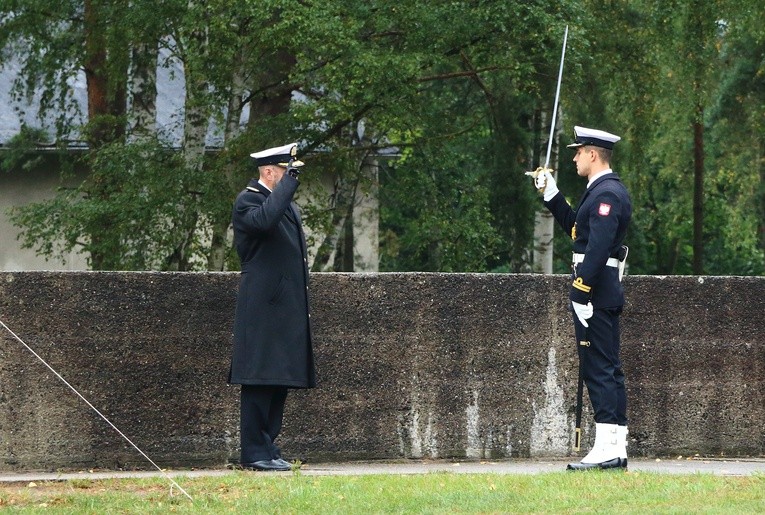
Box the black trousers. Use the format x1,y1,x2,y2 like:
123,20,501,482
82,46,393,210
240,385,288,463
574,307,627,425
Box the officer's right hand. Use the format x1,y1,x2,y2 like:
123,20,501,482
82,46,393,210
525,168,559,201
285,158,304,179
572,301,593,328
538,170,559,201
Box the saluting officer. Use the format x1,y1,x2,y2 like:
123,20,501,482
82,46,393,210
532,126,632,470
229,142,316,471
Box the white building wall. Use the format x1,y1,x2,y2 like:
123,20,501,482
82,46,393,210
0,166,89,271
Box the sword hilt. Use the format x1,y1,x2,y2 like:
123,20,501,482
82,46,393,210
524,167,553,193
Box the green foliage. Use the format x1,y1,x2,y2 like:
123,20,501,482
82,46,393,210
569,0,765,275
0,125,50,173
3,0,578,272
0,0,134,139
9,141,220,269
380,145,502,272
485,94,542,272
367,2,577,272
1,0,763,274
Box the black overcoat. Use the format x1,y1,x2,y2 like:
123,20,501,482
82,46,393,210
228,175,316,388
544,172,632,309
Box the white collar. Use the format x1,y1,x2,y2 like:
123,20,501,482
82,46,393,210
257,179,272,192
587,169,613,189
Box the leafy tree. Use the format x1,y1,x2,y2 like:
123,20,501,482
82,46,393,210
569,0,764,276
4,0,762,275
375,2,580,272
704,4,765,274
380,135,502,272
1,0,140,268
9,141,211,269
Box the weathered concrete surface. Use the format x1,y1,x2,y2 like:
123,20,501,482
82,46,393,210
0,272,763,471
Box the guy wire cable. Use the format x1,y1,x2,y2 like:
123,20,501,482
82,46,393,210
0,319,194,502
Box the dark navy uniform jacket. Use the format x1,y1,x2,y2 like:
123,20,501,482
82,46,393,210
229,175,316,388
544,172,632,309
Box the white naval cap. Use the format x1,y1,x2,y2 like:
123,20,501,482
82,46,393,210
566,126,621,150
250,142,299,166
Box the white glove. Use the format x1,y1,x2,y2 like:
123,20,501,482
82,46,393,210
572,301,593,328
525,168,559,201
539,171,559,201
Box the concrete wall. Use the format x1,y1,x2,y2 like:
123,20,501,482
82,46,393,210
0,272,762,471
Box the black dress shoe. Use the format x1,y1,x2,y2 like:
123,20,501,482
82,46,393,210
566,457,627,471
273,458,295,469
242,459,291,471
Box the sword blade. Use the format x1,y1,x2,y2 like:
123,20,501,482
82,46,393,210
544,25,569,170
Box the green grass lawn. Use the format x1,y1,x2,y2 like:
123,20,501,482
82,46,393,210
1,470,763,513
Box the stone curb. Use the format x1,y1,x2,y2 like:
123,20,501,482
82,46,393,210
1,458,764,483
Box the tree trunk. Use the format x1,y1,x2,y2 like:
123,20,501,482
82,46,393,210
311,172,359,272
165,27,208,271
128,41,158,141
83,0,127,269
351,155,379,272
328,153,381,272
758,140,765,254
692,111,704,275
532,104,557,274
206,56,248,271
311,126,380,273
165,78,206,271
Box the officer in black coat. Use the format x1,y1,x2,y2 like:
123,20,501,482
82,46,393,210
229,142,316,471
531,126,632,471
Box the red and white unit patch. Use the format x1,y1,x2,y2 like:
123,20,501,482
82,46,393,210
598,203,612,216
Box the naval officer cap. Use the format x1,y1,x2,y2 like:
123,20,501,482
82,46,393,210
566,126,621,150
250,142,300,167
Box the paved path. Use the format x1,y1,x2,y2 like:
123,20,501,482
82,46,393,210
1,457,763,483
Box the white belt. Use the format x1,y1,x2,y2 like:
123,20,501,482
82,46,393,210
572,253,618,268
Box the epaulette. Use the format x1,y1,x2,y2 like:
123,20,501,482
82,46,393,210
246,186,260,193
